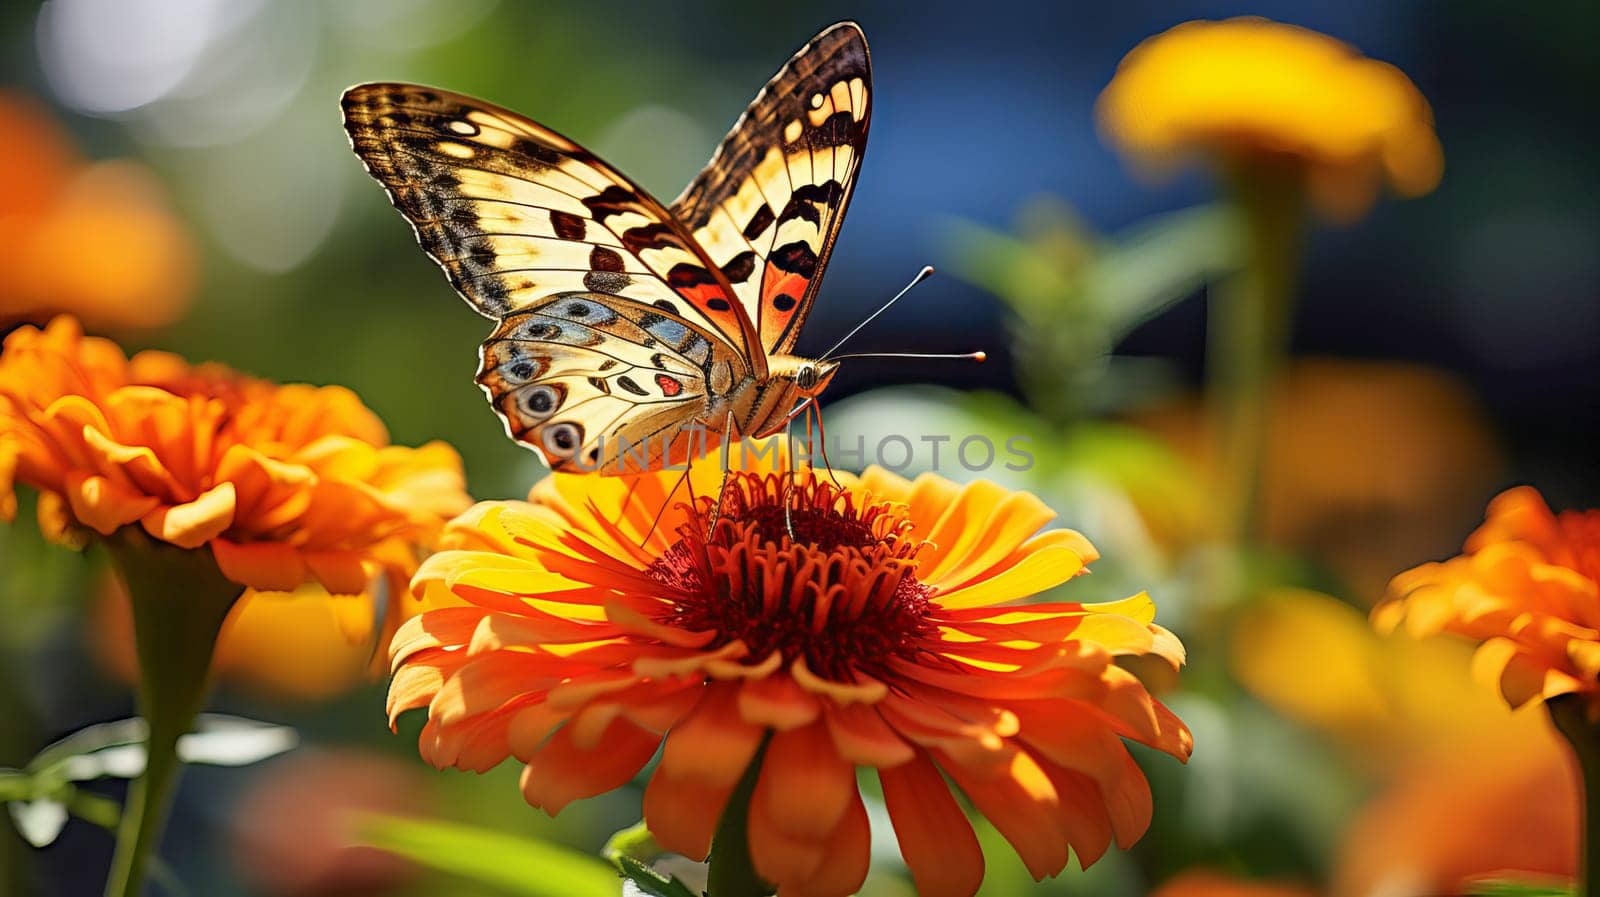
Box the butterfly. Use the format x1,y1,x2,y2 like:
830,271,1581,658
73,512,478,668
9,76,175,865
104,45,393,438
342,22,871,475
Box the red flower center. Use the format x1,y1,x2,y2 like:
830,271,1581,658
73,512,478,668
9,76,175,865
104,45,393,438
647,472,936,682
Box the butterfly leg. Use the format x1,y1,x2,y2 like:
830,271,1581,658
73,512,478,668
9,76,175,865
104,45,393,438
810,402,843,488
640,464,694,546
704,410,737,539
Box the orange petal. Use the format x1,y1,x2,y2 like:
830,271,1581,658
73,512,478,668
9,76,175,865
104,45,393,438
825,704,914,768
140,481,235,549
211,539,307,592
302,551,371,596
780,788,871,897
642,771,732,862
747,790,826,885
64,470,159,535
880,753,985,897
519,717,658,815
932,530,1096,610
739,673,821,730
752,722,857,842
923,489,1058,587
657,683,764,788
0,438,20,522
940,749,1070,880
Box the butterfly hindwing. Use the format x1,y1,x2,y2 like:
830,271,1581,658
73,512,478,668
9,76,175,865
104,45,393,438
341,84,764,373
477,291,747,473
670,21,871,356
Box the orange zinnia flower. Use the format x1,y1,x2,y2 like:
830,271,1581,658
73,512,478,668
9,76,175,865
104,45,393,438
0,315,471,601
1377,486,1600,712
392,446,1191,897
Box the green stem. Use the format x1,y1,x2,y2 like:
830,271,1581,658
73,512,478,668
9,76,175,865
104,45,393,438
705,735,773,897
1550,695,1600,897
100,531,243,897
1209,159,1305,548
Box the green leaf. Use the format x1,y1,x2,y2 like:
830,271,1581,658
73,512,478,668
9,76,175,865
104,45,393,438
603,821,664,866
1465,880,1574,897
1090,203,1239,338
617,856,699,897
359,814,619,897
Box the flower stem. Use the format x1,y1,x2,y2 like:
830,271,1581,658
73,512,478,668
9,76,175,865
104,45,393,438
1210,159,1304,547
100,531,243,897
1550,694,1600,897
705,736,773,897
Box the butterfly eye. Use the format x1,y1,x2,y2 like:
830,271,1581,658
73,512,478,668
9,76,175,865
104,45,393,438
796,364,819,391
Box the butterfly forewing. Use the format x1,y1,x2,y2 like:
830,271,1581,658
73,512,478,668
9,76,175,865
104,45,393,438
341,84,761,367
670,22,871,356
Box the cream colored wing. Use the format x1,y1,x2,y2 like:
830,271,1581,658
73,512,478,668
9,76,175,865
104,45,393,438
477,291,747,474
342,83,765,376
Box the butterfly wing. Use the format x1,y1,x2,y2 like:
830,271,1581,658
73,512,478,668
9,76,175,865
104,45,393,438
341,83,764,375
477,291,746,473
670,21,872,357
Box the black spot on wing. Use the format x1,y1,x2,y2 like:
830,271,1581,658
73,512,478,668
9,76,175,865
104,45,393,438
722,251,758,283
797,111,864,150
778,181,845,226
589,246,625,272
667,263,720,290
621,223,680,254
615,376,649,397
550,210,587,240
742,203,776,240
771,241,819,279
583,185,642,225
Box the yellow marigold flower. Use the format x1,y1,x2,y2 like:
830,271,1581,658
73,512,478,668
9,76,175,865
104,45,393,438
1376,487,1600,712
1097,17,1442,218
0,315,471,597
392,445,1191,897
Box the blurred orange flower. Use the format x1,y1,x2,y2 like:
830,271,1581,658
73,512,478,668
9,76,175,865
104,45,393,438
0,316,471,607
95,576,384,702
1334,730,1575,897
1098,17,1442,218
391,446,1190,897
0,90,196,330
1135,358,1501,601
1233,587,1578,895
1377,486,1600,713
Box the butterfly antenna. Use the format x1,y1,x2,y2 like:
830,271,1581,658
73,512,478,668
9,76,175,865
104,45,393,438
820,265,936,360
825,350,988,363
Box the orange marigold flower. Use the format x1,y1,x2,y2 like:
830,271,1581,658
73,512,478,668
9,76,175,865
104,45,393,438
0,315,471,600
392,446,1191,897
1376,486,1600,712
1097,17,1442,219
0,90,196,330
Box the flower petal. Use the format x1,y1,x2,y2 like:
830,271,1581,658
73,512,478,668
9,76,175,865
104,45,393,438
881,752,986,897
140,481,235,549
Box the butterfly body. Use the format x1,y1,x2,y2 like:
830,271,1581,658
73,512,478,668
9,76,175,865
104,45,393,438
343,23,869,474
